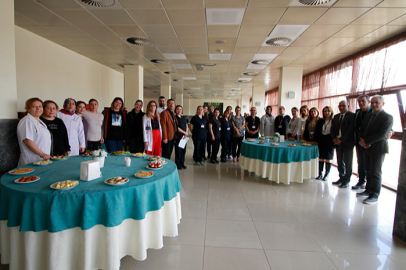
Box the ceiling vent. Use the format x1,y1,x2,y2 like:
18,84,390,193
195,64,217,70
78,0,123,9
243,72,258,76
251,60,269,65
150,59,168,64
262,25,309,47
266,37,292,46
126,37,153,46
164,71,175,74
290,0,336,6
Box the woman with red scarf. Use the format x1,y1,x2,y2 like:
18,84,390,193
56,98,86,156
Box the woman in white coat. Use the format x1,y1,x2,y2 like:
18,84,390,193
56,98,86,156
142,101,162,156
17,98,52,166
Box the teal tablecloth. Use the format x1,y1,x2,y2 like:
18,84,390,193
241,139,319,163
0,155,181,233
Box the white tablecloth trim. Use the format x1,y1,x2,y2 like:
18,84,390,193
240,156,318,184
0,193,181,270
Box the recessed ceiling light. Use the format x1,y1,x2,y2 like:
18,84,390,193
150,59,168,64
81,0,115,8
290,0,336,6
126,37,152,46
209,54,232,60
238,78,252,83
163,53,187,60
251,60,269,65
216,40,227,44
263,25,309,47
183,77,197,80
231,88,241,91
246,64,267,70
172,64,192,69
206,8,245,25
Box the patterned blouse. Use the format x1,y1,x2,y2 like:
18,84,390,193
232,115,245,137
308,120,317,141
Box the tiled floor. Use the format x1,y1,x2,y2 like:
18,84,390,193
119,143,406,270
2,143,405,270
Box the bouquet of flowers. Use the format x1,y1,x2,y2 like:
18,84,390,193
90,149,108,158
273,132,280,138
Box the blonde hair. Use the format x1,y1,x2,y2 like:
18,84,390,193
195,105,203,115
146,101,159,119
322,106,334,120
25,98,43,112
307,107,320,123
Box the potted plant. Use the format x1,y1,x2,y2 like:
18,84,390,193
90,149,108,168
273,132,280,142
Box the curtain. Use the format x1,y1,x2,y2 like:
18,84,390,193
265,88,279,114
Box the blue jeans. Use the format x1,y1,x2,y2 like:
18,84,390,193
104,139,123,153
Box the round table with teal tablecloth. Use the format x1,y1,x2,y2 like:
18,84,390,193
0,155,182,270
240,139,319,184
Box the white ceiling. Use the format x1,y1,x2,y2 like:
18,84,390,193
14,0,406,99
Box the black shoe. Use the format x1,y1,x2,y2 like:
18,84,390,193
221,159,227,163
215,160,219,163
356,191,370,198
352,183,366,190
339,183,349,188
210,160,216,164
363,195,378,205
177,165,183,170
316,174,323,180
182,165,187,169
332,180,342,185
322,173,329,181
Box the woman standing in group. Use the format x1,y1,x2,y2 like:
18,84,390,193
209,108,221,163
303,107,320,142
82,99,104,151
142,101,162,156
231,106,245,162
245,107,260,139
260,106,275,138
126,100,145,153
287,107,301,140
102,97,126,153
40,100,71,156
17,98,52,166
220,110,232,162
225,106,233,159
75,101,88,151
314,106,334,181
56,98,85,156
174,105,188,170
190,106,207,166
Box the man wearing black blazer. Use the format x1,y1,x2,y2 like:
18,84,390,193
330,100,355,188
357,95,393,204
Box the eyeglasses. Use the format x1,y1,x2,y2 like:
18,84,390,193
150,105,156,107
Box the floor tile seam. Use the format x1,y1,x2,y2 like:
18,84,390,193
203,244,263,250
386,255,406,270
164,242,205,247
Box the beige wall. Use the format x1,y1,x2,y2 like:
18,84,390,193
15,26,124,112
186,99,238,115
0,0,17,119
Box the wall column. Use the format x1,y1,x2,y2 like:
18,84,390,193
161,85,171,100
176,93,183,107
278,67,303,112
124,65,143,107
241,94,250,115
252,87,266,118
0,0,17,119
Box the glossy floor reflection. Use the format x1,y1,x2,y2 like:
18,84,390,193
117,143,406,270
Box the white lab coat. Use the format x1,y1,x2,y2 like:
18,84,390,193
17,113,52,166
142,115,162,152
56,112,85,156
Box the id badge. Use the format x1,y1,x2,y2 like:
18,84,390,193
252,126,255,129
310,131,315,134
278,125,282,128
201,124,205,128
227,127,230,130
219,127,221,131
146,126,151,131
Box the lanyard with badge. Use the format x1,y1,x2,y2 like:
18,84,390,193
278,115,286,129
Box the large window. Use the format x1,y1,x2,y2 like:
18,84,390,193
265,88,279,114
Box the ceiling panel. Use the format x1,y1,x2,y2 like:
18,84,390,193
378,0,406,8
389,14,406,25
332,24,381,38
247,0,291,8
333,0,383,7
238,24,274,37
52,10,103,26
352,8,406,25
90,10,136,25
166,9,206,25
314,8,370,25
127,9,171,25
16,10,70,26
161,0,204,9
278,7,328,25
173,25,207,37
301,24,346,38
107,25,147,37
120,0,163,9
243,8,286,24
205,0,248,8
207,25,240,37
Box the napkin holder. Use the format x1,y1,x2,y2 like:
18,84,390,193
80,160,101,181
280,135,285,143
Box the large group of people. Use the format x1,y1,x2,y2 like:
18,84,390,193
17,94,392,204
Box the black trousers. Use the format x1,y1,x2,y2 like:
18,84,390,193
221,138,231,160
336,145,354,184
364,149,385,197
175,137,186,166
232,137,243,158
193,138,206,162
228,139,233,156
211,138,220,161
356,144,366,185
87,140,101,151
206,135,212,157
128,139,144,154
162,137,175,159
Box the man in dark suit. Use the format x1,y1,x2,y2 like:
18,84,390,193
330,100,355,188
352,94,372,190
357,95,393,204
